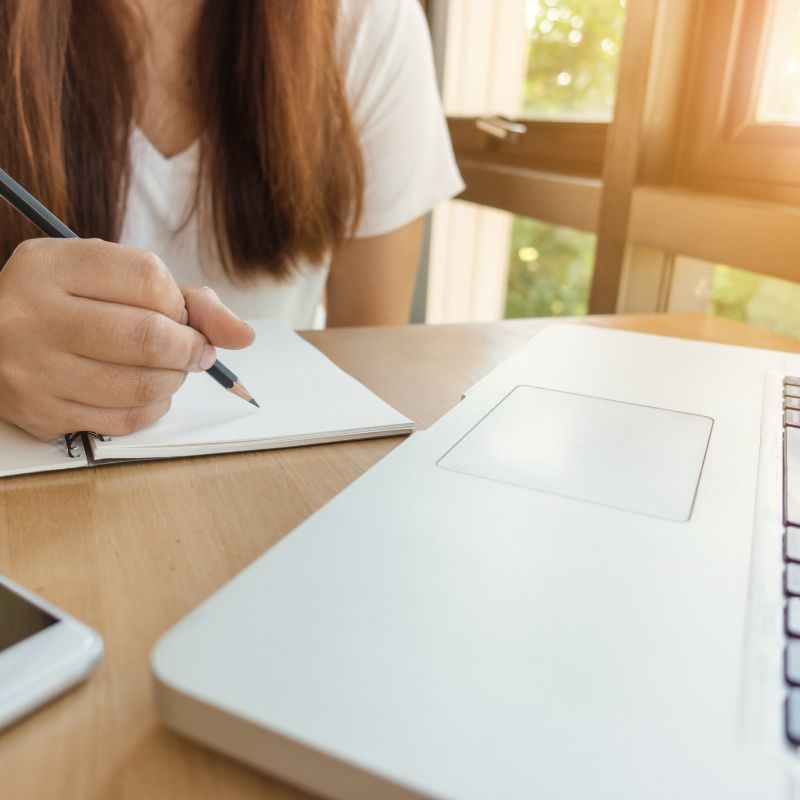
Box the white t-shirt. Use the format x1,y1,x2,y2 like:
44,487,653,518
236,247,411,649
119,0,464,329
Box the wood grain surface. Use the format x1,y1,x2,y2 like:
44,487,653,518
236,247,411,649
1,313,798,800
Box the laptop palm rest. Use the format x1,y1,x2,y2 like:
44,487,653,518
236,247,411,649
437,386,713,521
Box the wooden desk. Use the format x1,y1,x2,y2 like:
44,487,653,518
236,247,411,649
2,313,799,800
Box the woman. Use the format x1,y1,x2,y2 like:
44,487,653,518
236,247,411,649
0,0,462,441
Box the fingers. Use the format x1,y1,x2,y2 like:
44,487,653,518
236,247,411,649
181,285,256,350
17,238,186,323
54,296,217,371
0,242,257,444
10,241,254,360
54,355,186,408
59,397,173,439
19,395,174,442
0,239,207,441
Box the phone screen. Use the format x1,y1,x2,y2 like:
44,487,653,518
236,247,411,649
0,583,57,652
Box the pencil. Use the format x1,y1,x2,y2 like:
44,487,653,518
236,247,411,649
0,166,258,408
205,362,259,407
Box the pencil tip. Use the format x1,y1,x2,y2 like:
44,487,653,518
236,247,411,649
227,380,258,406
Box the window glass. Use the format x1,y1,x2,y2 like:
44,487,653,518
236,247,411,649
505,216,596,318
759,0,800,121
523,0,626,119
711,265,800,338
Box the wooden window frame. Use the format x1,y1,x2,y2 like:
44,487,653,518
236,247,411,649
675,0,800,205
448,119,607,178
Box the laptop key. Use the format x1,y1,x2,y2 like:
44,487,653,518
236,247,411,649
788,397,800,411
787,529,800,562
787,564,800,596
788,599,800,637
788,385,800,399
786,640,800,685
787,410,800,428
787,377,800,388
785,428,800,527
787,690,800,745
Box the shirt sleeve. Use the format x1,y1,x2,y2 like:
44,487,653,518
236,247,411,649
343,0,465,239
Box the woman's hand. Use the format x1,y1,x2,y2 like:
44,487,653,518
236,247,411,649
0,238,255,441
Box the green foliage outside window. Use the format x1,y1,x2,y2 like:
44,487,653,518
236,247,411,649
711,265,800,340
505,216,595,319
523,0,626,118
505,1,800,336
505,1,624,322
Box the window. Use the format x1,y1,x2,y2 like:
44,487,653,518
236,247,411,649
523,0,626,119
424,0,800,329
711,266,800,339
425,0,619,323
675,0,800,205
506,216,595,318
758,0,800,120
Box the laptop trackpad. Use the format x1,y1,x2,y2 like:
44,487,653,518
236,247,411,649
437,386,712,521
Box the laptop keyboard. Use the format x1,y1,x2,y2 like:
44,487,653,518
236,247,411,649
783,377,800,744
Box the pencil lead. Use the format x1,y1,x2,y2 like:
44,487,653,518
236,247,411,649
227,379,257,405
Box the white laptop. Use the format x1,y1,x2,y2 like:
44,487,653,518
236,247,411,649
152,323,800,800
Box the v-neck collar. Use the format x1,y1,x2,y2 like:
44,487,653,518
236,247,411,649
131,123,200,171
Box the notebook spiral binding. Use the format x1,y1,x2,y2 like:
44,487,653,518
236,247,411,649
65,432,105,459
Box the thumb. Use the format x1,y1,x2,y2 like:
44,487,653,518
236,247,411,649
180,285,256,351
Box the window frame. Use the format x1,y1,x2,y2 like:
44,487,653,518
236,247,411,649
448,118,607,178
674,0,800,205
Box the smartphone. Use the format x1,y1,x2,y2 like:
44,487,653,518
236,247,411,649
0,573,103,731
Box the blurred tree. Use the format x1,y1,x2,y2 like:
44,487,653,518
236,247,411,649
505,1,624,322
523,0,626,118
709,265,760,324
711,265,800,339
505,217,595,318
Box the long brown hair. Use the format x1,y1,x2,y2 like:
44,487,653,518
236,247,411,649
0,0,364,281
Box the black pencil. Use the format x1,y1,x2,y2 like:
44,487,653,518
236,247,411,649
0,166,258,408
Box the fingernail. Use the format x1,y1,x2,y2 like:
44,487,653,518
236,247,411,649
180,308,189,325
199,343,216,371
239,316,255,337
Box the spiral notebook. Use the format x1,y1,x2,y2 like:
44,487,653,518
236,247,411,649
0,318,414,478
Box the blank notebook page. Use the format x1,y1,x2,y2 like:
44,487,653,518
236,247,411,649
91,318,412,460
